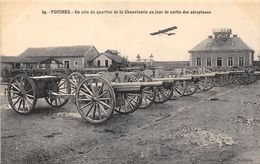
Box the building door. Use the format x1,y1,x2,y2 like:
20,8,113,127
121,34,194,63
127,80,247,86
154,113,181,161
105,60,109,67
64,61,70,69
14,63,21,69
97,60,100,67
217,57,222,67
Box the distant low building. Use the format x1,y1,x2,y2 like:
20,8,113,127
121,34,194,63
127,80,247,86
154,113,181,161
129,60,190,70
0,56,37,69
90,50,126,68
153,61,190,70
189,28,254,67
19,45,100,69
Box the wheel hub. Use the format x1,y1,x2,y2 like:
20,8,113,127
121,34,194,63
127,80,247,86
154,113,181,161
92,96,98,102
17,91,25,97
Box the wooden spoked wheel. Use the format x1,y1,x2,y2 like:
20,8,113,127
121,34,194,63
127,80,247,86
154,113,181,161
68,72,85,103
8,74,37,114
114,74,142,115
214,74,229,87
196,77,207,93
171,81,186,100
154,85,173,103
45,73,71,107
134,73,156,109
163,73,185,100
230,75,240,85
238,74,255,85
225,75,235,85
225,74,238,85
68,72,85,94
183,81,198,96
75,76,115,124
203,77,215,91
115,92,142,115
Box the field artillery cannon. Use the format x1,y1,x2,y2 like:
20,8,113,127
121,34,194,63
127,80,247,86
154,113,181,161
74,75,175,124
8,72,176,124
122,69,217,103
120,70,195,107
203,66,260,87
227,70,260,85
211,70,259,86
68,71,195,112
69,71,188,106
141,69,217,97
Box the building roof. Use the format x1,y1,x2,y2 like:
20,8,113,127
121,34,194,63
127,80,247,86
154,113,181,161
105,49,119,55
103,53,124,63
19,45,95,58
86,53,100,63
0,56,37,63
189,35,254,53
31,57,63,64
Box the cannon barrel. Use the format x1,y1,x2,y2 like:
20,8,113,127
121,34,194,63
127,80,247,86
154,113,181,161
215,72,230,75
182,73,216,78
111,81,171,92
152,76,193,82
252,71,260,75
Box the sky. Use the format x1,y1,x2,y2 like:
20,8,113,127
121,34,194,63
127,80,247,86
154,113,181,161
1,0,260,61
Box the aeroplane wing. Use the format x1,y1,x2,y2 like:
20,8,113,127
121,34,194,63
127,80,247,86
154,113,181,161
150,26,177,35
160,26,177,33
167,33,175,36
150,31,162,35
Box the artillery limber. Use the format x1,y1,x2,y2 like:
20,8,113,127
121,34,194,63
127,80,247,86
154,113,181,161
7,74,71,113
1,68,68,83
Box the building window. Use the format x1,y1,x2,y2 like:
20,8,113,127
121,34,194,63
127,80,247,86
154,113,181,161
239,57,244,66
74,61,78,67
63,60,70,69
196,58,201,67
105,60,109,67
227,57,233,66
217,57,222,67
97,60,100,67
206,58,211,66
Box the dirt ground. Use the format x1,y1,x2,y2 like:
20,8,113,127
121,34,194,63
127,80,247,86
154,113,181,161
1,80,260,164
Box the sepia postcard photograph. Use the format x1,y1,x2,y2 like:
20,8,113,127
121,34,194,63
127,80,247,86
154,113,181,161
1,0,260,163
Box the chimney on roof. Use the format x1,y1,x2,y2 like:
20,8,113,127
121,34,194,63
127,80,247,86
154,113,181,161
208,35,213,38
136,54,141,61
212,28,232,42
233,34,237,37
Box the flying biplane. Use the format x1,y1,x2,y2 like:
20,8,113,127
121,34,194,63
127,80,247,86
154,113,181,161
150,26,177,36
